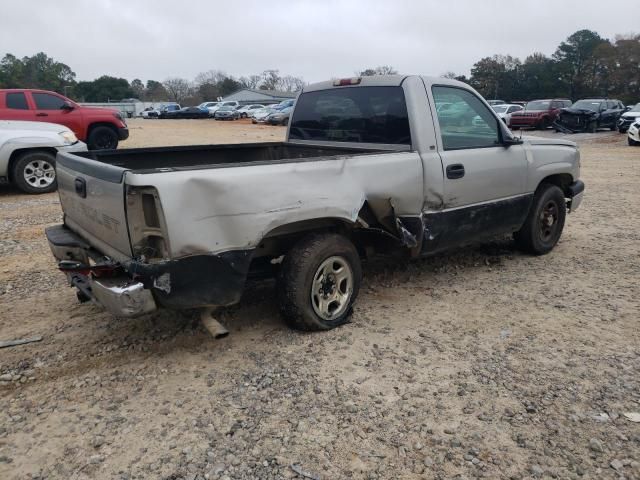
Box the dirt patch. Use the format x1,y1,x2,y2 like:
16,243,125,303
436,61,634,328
0,126,639,480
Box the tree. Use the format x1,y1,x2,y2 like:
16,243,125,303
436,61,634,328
145,80,168,101
553,29,608,99
279,75,305,92
74,76,133,102
163,77,192,103
358,66,398,76
260,69,281,90
130,78,144,99
238,75,261,89
0,52,74,92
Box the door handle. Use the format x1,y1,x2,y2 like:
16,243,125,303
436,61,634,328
36,113,48,117
446,164,465,179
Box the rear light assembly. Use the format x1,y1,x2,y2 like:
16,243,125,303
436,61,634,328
333,77,362,87
126,186,170,262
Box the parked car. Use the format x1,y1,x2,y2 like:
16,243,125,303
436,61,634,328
160,107,209,119
207,101,239,116
46,75,583,332
265,106,293,126
509,99,572,130
617,103,640,133
628,120,640,146
214,106,240,120
0,120,86,193
141,103,181,119
554,99,626,133
436,101,477,127
236,104,265,118
252,106,279,124
490,104,524,124
0,89,129,150
275,99,296,109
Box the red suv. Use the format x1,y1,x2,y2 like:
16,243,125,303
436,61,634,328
509,99,572,130
0,89,129,150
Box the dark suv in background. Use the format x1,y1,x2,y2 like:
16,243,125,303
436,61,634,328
554,99,626,133
509,99,572,130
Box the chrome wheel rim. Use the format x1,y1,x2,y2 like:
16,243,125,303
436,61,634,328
23,159,55,188
311,256,353,320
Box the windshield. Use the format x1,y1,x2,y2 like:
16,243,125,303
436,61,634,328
525,100,550,110
492,106,508,113
290,86,410,145
219,106,233,111
571,100,602,111
631,103,640,112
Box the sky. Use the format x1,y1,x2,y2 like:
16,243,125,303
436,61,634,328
1,0,638,84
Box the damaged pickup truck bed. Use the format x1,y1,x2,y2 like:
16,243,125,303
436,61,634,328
46,75,584,331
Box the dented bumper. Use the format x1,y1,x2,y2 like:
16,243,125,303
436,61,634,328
46,224,254,315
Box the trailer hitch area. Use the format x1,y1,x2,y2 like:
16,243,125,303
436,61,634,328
57,260,120,277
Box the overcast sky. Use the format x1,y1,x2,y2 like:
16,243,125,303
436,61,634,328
2,0,638,84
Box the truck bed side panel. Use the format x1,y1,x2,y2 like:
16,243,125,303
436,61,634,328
125,151,424,258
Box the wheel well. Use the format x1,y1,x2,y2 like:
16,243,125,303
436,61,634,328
88,122,118,137
8,148,57,182
539,174,573,197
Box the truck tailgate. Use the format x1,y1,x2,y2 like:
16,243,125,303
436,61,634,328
56,152,132,259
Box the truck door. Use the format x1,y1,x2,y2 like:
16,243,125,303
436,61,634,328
426,85,529,250
29,91,84,138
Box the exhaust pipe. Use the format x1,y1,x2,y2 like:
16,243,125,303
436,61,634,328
200,307,229,339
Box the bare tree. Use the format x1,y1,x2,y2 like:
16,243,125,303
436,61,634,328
279,75,305,92
358,66,398,76
163,77,192,103
260,69,281,90
238,74,261,89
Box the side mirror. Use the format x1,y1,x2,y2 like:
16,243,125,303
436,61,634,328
502,136,523,147
61,101,75,111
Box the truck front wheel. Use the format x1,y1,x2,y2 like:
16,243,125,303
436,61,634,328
514,184,566,255
87,126,118,150
12,150,57,194
278,233,362,331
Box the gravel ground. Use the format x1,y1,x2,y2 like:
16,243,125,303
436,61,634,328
0,122,639,480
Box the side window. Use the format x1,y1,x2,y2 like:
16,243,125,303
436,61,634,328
33,93,65,110
550,101,560,109
6,92,29,110
432,86,500,150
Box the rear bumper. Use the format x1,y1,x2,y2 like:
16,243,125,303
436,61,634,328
45,224,253,316
117,127,129,140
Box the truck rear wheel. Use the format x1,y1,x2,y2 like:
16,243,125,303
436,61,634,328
12,150,57,194
278,233,361,331
87,126,118,150
514,184,566,255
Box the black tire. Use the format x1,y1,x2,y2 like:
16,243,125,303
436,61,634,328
278,233,362,331
629,137,639,146
538,117,550,130
587,121,597,133
619,127,627,134
282,118,289,126
11,150,57,194
87,126,118,150
514,184,566,255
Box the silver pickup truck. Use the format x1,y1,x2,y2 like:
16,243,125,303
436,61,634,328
46,75,584,331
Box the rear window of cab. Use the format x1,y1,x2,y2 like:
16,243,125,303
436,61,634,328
289,86,411,145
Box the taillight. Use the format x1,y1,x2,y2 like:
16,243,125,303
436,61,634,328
333,77,362,86
126,186,170,261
